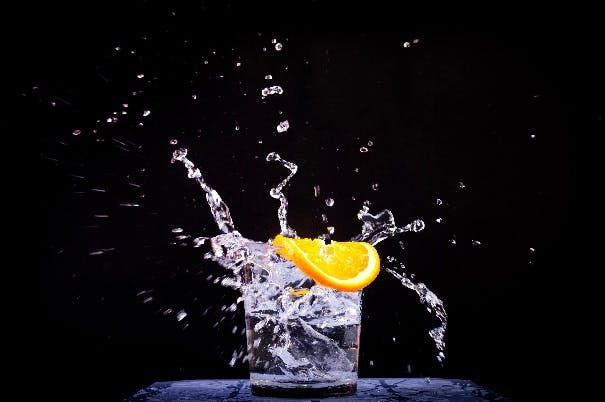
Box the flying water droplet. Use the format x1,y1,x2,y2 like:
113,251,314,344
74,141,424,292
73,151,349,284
325,198,335,207
371,183,380,191
275,43,283,51
313,185,320,198
261,85,283,98
172,228,184,233
359,146,368,153
72,129,82,136
436,198,443,206
276,120,290,133
458,181,466,189
471,239,481,246
264,74,272,80
170,139,178,145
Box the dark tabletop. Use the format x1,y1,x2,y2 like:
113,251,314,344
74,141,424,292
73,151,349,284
126,378,513,401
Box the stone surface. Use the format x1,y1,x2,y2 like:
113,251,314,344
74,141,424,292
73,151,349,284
127,378,513,401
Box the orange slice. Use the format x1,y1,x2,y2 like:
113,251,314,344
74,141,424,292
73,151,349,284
273,234,380,292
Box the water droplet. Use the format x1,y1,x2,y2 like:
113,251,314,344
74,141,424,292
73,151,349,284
472,239,481,246
327,226,335,234
449,238,457,246
371,183,380,191
235,125,240,131
392,337,396,342
261,85,283,97
325,198,335,207
367,140,374,147
529,247,536,253
403,41,411,48
236,61,241,67
275,43,283,51
265,74,272,80
359,146,368,153
411,219,425,232
436,198,443,206
313,185,320,197
354,167,359,173
435,217,443,223
369,360,374,366
413,38,420,44
387,256,396,263
530,134,536,139
137,73,145,79
192,94,197,100
321,214,328,223
171,148,188,163
458,181,466,189
425,377,431,384
72,129,82,136
176,310,187,321
169,139,178,145
142,110,151,117
172,227,184,233
266,152,279,161
271,38,277,44
276,120,290,133
398,241,405,250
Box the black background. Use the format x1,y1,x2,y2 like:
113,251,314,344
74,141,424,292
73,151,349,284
13,1,595,401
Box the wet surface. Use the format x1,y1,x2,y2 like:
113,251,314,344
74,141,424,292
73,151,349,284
127,378,513,401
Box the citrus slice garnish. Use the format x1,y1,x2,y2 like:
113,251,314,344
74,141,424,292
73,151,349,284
273,234,380,292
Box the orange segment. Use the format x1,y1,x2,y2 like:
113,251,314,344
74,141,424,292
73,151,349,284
272,234,380,292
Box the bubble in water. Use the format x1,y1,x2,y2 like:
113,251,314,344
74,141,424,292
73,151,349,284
313,185,320,198
169,139,178,145
359,146,368,153
371,183,380,191
325,198,335,207
72,129,82,136
275,43,283,51
276,120,290,133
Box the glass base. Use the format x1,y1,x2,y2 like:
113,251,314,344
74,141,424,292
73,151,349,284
251,382,356,398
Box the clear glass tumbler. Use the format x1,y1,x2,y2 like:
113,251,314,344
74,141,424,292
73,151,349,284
241,244,361,397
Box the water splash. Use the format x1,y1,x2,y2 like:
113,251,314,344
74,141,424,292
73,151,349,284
173,149,447,364
386,267,447,363
266,152,297,238
171,148,235,234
